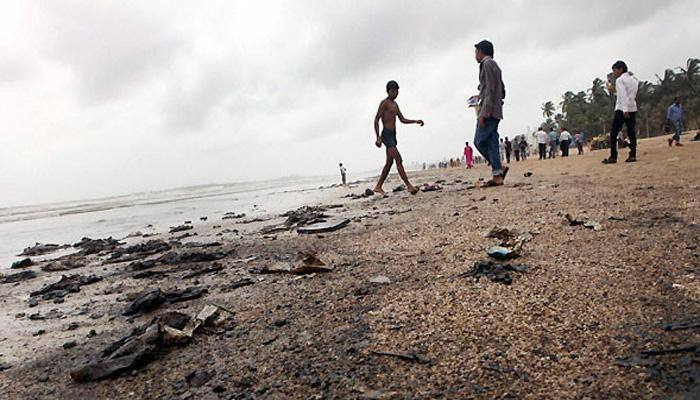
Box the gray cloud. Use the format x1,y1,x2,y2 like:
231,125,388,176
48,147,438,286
32,0,183,103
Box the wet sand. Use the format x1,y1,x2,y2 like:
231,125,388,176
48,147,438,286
0,133,698,399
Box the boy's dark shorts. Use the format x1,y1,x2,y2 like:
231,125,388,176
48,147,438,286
381,128,397,148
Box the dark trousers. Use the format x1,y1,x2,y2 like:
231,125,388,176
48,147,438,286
514,150,520,162
610,110,636,160
474,117,503,176
538,143,546,160
505,150,511,163
560,140,570,157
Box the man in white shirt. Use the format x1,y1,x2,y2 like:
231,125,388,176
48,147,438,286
602,60,639,164
536,128,548,160
559,128,572,157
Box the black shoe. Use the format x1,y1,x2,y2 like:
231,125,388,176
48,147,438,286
625,157,637,163
601,158,617,164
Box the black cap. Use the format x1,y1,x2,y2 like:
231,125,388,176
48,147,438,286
474,40,494,57
386,80,399,91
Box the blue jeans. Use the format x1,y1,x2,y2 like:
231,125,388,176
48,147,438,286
672,120,682,142
474,117,503,176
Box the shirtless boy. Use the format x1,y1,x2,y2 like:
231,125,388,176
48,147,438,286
373,80,424,195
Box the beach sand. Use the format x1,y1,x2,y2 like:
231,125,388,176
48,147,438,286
0,133,698,399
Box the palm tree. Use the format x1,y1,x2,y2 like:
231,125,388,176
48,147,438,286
678,58,699,95
541,101,555,119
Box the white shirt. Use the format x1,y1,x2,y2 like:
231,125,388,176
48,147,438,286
536,130,548,144
615,72,638,113
559,130,572,142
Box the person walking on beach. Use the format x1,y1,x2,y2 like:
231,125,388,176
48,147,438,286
472,40,508,187
548,127,558,159
602,60,639,164
498,139,505,163
575,130,585,155
519,136,528,160
464,141,474,168
504,136,512,163
667,97,684,147
537,128,548,160
373,80,424,195
513,136,521,162
559,128,572,157
339,163,347,185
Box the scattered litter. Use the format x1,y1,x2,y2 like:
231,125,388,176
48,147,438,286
487,246,518,260
364,188,374,197
462,260,529,285
41,254,85,272
283,206,328,226
660,319,700,331
122,289,165,316
19,243,70,257
169,225,193,234
73,237,122,255
371,350,430,364
71,304,225,382
524,172,533,177
182,263,225,279
30,274,102,302
255,251,332,275
11,258,33,269
369,275,391,284
297,218,350,234
157,251,227,265
123,286,207,316
565,214,584,226
421,183,442,192
392,185,405,192
641,344,697,356
129,260,157,271
222,212,246,220
1,270,37,284
583,220,603,231
123,240,172,256
566,214,603,230
615,355,659,367
186,369,213,387
220,278,255,292
608,215,626,221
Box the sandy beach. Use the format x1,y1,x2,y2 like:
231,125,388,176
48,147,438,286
1,134,698,399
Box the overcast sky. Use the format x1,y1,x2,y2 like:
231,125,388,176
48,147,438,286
1,0,697,207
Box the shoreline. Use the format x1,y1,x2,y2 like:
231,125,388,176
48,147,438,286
0,134,698,399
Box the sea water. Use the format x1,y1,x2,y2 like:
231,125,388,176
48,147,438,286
0,174,369,270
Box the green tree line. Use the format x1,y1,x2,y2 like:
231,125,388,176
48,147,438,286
539,57,699,139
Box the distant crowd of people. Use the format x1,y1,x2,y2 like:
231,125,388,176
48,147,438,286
535,127,585,160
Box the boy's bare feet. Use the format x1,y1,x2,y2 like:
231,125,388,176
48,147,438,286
373,187,386,196
407,185,419,195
